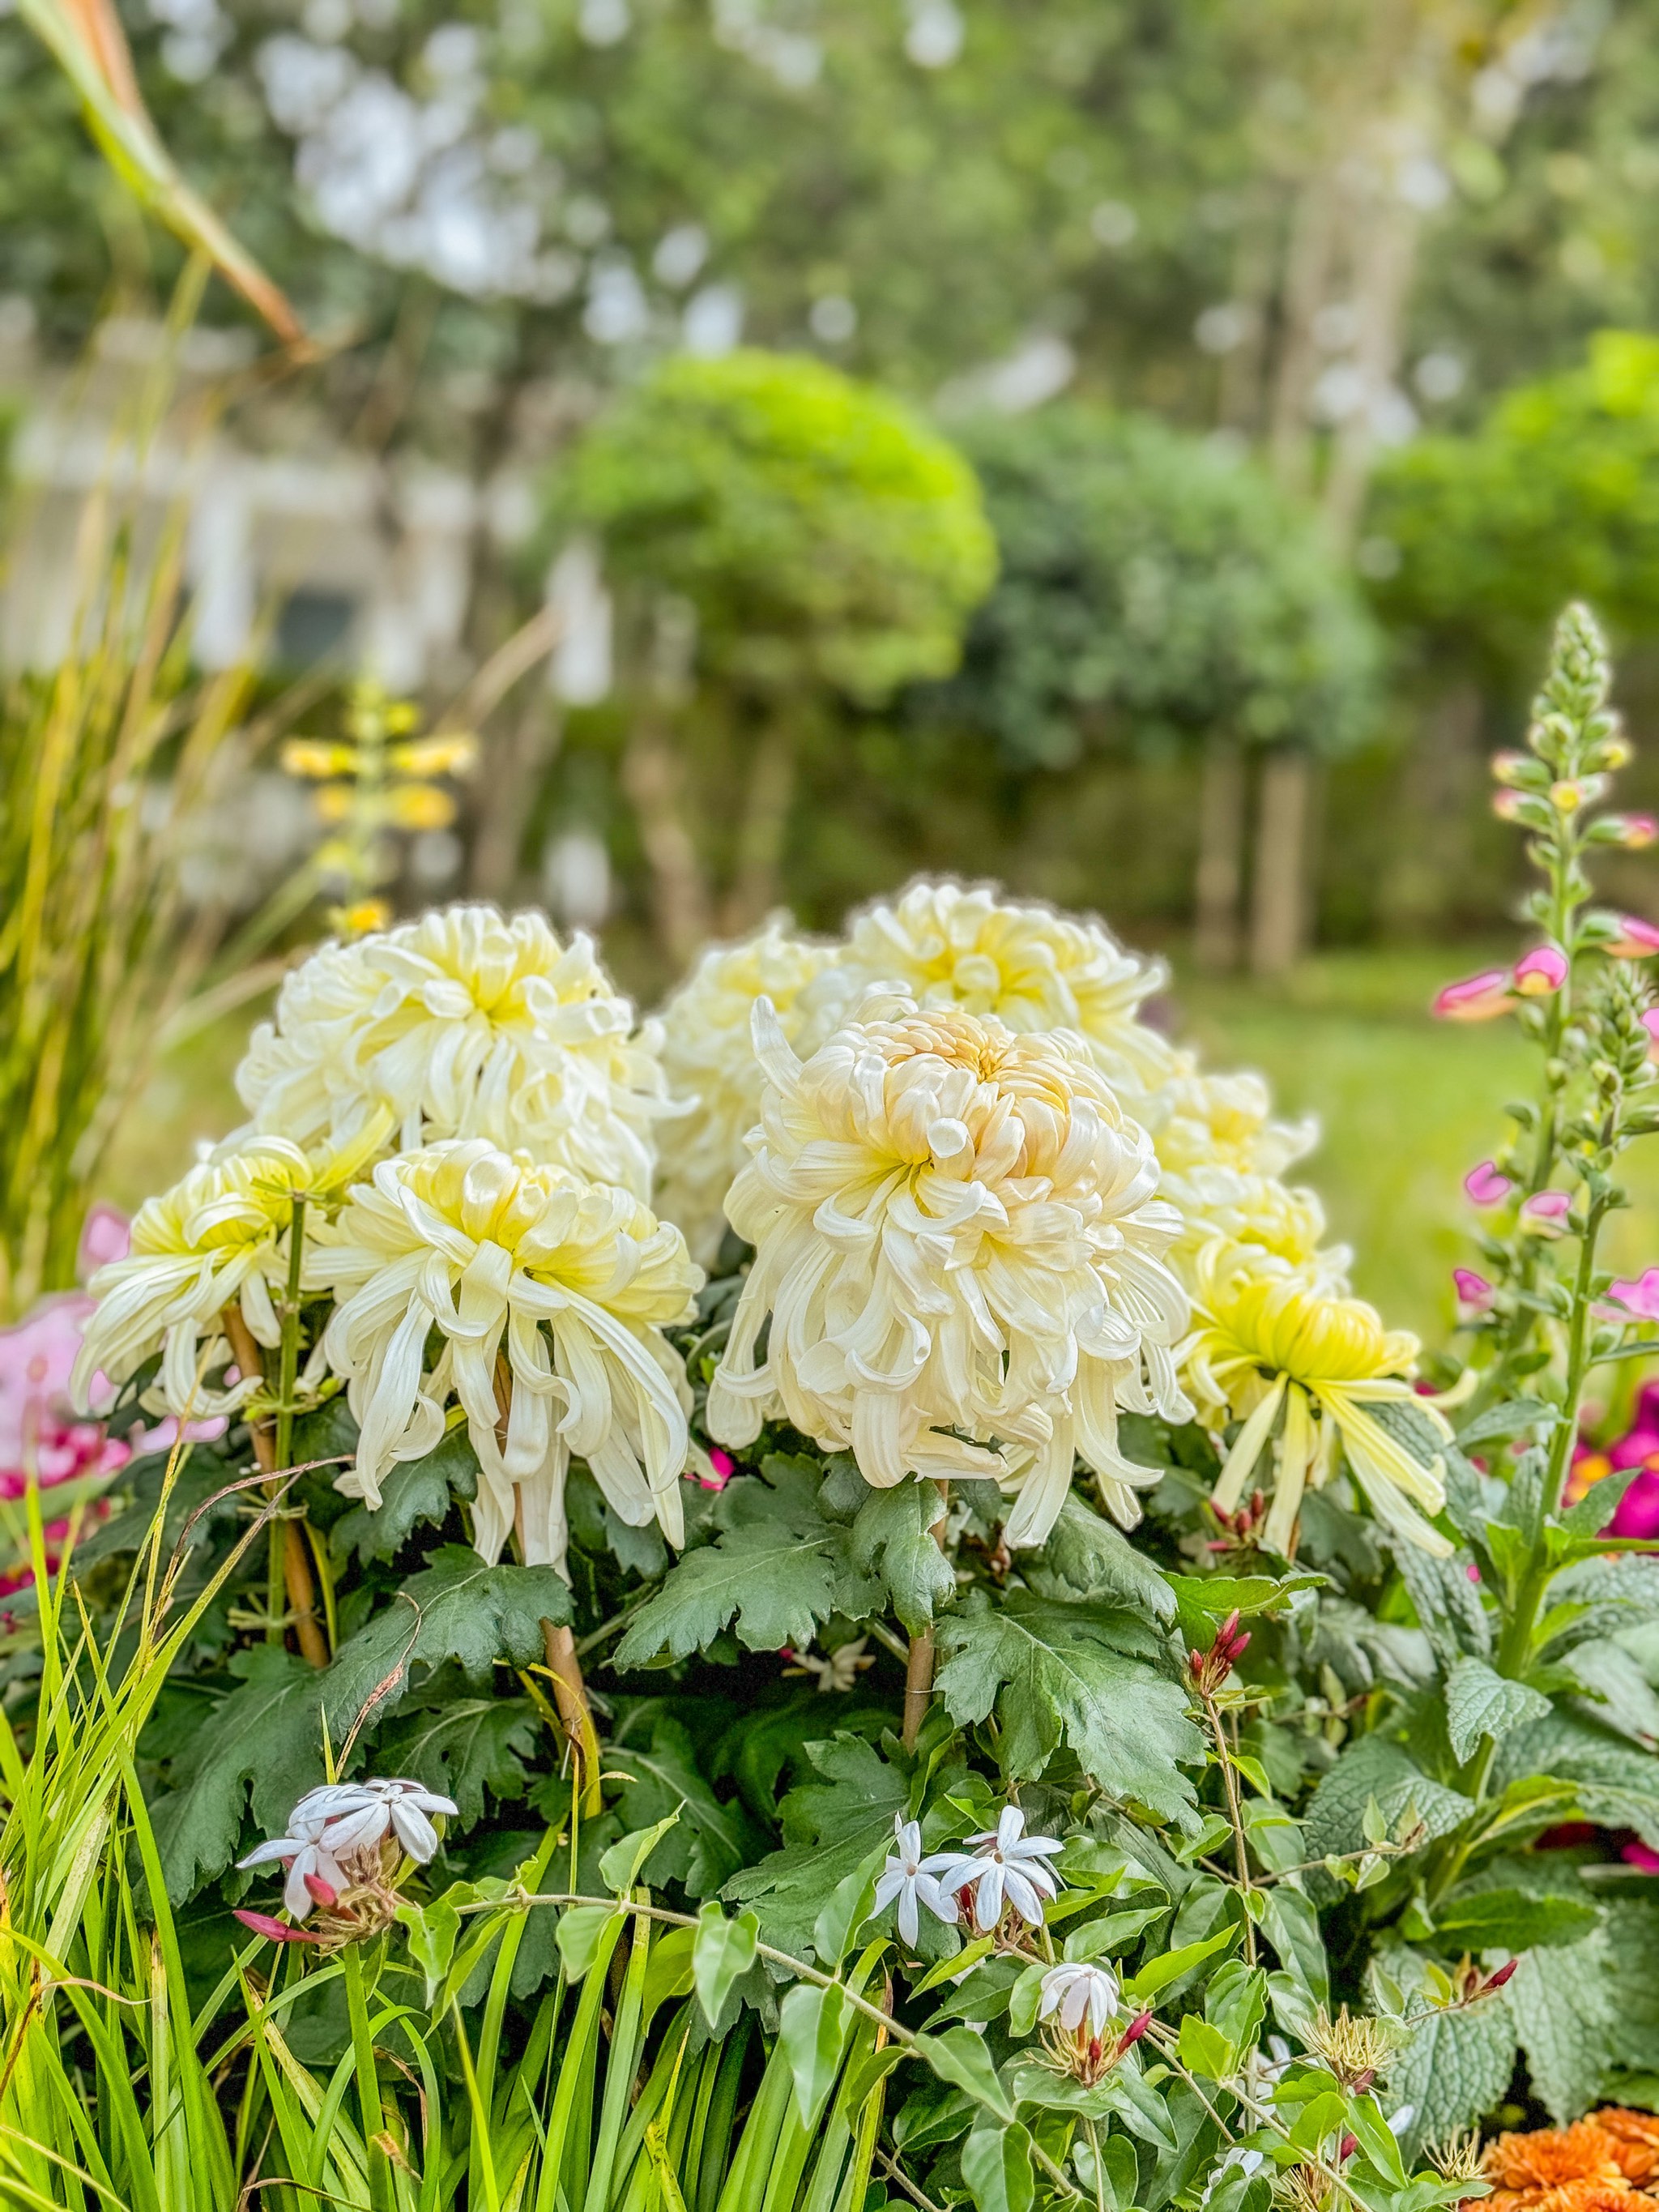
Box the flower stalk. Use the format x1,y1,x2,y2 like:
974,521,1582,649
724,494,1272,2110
220,1294,327,1669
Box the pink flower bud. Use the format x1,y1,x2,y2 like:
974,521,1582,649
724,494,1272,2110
697,1446,736,1492
233,1909,320,1945
1452,1268,1494,1311
1493,788,1528,822
1482,1958,1519,1992
1463,1161,1514,1206
1520,1189,1572,1236
1610,916,1659,959
303,1872,339,1908
1117,2009,1154,2050
1614,814,1659,849
1622,1841,1659,1875
1339,2135,1358,2163
1513,944,1568,997
1490,751,1530,787
1607,1269,1659,1323
1432,969,1512,1022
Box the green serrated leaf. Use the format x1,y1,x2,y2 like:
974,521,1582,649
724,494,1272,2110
847,1476,956,1634
608,1712,762,1898
1035,1493,1175,1619
1302,1737,1474,1865
935,1588,1204,1824
1444,1657,1553,1764
723,1735,906,1960
331,1424,479,1562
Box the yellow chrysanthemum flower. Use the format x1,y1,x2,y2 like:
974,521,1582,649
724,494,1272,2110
707,994,1191,1545
237,904,668,1199
651,917,835,1268
1142,1060,1337,1281
1181,1242,1452,1557
795,878,1178,1098
73,1138,315,1418
305,1140,702,1575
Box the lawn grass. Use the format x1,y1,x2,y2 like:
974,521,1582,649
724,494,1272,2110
100,942,1659,1347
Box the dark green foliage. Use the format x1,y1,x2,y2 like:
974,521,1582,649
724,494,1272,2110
918,404,1382,769
552,349,996,699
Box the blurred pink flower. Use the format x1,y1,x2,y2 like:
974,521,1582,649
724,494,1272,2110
1519,1189,1572,1235
1452,1268,1495,1312
1490,751,1530,787
1644,1010,1659,1061
77,1204,131,1275
1614,814,1659,849
1492,788,1528,823
1608,916,1659,959
1513,944,1568,997
1622,1841,1659,1875
1432,969,1512,1022
1607,1270,1659,1324
1464,1160,1514,1206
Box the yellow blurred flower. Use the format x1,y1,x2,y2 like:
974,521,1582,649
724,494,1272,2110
390,734,478,777
384,783,458,831
708,996,1190,1544
1181,1242,1451,1557
280,738,356,779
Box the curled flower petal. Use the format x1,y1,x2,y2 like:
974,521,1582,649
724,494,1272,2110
1452,1268,1494,1312
1607,1270,1659,1323
1520,1189,1573,1236
1432,970,1513,1023
1608,916,1659,959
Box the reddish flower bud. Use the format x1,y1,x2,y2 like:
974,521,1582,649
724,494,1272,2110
1117,2009,1154,2051
303,1872,339,1908
1339,2135,1358,2163
1482,1957,1520,1992
233,1908,320,1945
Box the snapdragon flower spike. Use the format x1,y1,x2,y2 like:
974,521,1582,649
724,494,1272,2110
946,1806,1064,1932
1609,916,1659,959
1513,944,1568,997
1431,969,1512,1023
1490,750,1532,787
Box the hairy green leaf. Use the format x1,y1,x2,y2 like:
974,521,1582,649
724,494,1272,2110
1444,1657,1551,1764
1302,1736,1473,1864
847,1476,956,1634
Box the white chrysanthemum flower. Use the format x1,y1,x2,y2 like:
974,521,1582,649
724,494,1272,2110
652,917,834,1268
237,904,668,1199
306,1139,702,1575
795,878,1178,1097
707,995,1191,1545
71,1138,313,1419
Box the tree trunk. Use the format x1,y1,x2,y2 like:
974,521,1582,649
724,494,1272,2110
719,711,797,937
1194,732,1247,972
1377,678,1483,937
1249,749,1312,977
621,703,712,969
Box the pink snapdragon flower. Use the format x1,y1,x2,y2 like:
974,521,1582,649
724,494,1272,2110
1513,944,1568,997
1606,1270,1659,1324
1464,1161,1514,1206
1452,1269,1495,1313
1432,969,1512,1023
1519,1189,1572,1236
1608,916,1659,959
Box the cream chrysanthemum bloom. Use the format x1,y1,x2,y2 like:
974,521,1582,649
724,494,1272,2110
1141,1061,1337,1281
1180,1241,1451,1558
795,879,1178,1098
306,1140,702,1575
237,905,667,1199
652,918,835,1268
707,994,1191,1545
72,1138,313,1418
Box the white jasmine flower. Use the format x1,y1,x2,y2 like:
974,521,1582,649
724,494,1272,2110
707,997,1190,1546
1038,1960,1119,2039
237,1800,353,1920
288,1778,458,1865
944,1806,1064,1932
306,1140,702,1576
872,1813,962,1948
71,1138,313,1419
651,917,834,1267
237,904,668,1199
795,878,1178,1098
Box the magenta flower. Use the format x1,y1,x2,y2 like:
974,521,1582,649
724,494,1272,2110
1513,945,1568,997
1452,1268,1494,1313
1643,1010,1659,1061
697,1446,736,1492
1607,1270,1659,1324
1432,969,1512,1023
1608,916,1659,959
1464,1160,1514,1206
1520,1189,1572,1236
1622,1842,1659,1876
1612,1468,1659,1542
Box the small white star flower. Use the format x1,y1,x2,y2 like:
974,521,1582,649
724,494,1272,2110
288,1778,458,1866
237,1802,352,1921
1038,1960,1119,2039
872,1813,962,1949
945,1805,1064,1932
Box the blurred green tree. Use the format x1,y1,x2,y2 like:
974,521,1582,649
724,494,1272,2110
548,348,995,959
919,404,1380,969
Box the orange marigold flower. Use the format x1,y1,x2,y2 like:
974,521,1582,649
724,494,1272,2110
1592,2110,1659,2188
1482,2122,1635,2212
